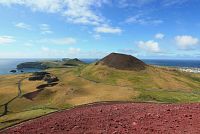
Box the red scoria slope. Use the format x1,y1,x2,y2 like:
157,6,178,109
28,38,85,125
97,53,147,71
1,102,200,134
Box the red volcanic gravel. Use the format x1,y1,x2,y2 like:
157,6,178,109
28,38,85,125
1,102,200,134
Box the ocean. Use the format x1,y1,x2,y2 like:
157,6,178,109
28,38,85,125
143,59,200,68
0,59,200,75
0,59,45,75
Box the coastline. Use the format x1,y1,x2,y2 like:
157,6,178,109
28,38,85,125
1,59,200,75
0,59,45,75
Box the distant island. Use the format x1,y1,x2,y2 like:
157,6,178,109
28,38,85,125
16,58,86,70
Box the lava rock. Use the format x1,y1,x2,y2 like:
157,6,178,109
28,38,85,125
29,72,51,81
43,75,59,83
29,75,44,81
97,53,147,71
10,70,17,73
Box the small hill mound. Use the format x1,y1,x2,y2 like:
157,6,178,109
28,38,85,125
63,58,85,66
96,53,146,71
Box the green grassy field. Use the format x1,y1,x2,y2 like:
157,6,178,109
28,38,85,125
0,64,200,129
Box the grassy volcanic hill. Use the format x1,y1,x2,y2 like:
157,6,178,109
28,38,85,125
0,53,200,130
80,53,200,103
62,58,85,66
96,53,146,71
80,53,200,90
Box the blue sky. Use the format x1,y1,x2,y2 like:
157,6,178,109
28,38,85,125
0,0,200,59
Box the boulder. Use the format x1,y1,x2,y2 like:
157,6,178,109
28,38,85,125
10,70,17,73
29,72,50,81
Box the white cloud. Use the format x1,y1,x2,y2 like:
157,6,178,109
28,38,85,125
40,37,77,45
63,0,108,25
1,0,188,11
15,22,31,30
0,36,15,45
0,0,63,13
53,38,76,45
0,0,112,26
24,43,33,47
41,31,53,34
162,0,189,6
66,48,109,58
155,33,165,39
125,14,163,25
0,0,123,33
93,34,101,40
0,51,28,58
78,49,109,58
67,47,81,55
0,0,108,25
40,47,108,58
138,40,160,53
40,46,66,57
175,35,199,50
118,0,190,7
41,46,50,52
39,24,53,34
41,47,68,57
118,0,156,7
94,25,122,34
118,49,138,55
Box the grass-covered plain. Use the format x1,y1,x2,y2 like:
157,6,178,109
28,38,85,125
0,64,200,129
80,64,200,102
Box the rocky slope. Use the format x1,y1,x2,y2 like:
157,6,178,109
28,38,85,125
96,53,146,71
1,102,199,134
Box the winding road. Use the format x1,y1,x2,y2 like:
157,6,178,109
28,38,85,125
0,77,27,116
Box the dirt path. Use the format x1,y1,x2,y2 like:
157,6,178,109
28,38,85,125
0,77,27,116
1,102,199,134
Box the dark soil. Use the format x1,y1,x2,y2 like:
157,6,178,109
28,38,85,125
28,75,44,81
22,89,43,100
43,75,59,83
24,72,59,100
97,53,146,71
22,83,58,100
63,63,77,66
1,102,199,134
29,72,50,81
36,83,58,90
33,72,50,76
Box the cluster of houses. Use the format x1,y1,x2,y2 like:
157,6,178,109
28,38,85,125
179,67,200,73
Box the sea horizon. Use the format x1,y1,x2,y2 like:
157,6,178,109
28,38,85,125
1,58,200,75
